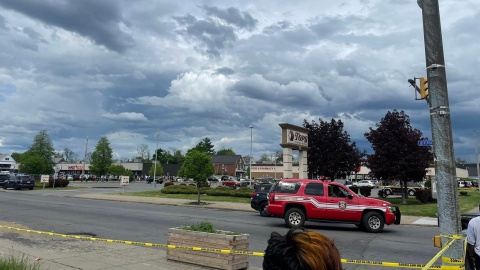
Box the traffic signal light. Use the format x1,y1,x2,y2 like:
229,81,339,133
420,77,428,99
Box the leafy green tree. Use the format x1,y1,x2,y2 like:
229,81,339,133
152,148,174,164
303,118,365,179
19,154,46,174
109,164,125,176
216,148,236,155
171,148,185,164
258,153,271,162
364,110,432,204
24,130,56,174
187,137,216,156
90,137,113,176
182,149,214,203
11,152,23,163
124,169,135,181
149,163,164,178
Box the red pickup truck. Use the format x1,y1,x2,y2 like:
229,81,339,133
268,179,400,233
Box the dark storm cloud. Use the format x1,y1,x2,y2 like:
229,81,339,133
0,0,134,53
215,67,235,75
200,5,258,31
174,15,237,57
11,38,38,51
0,13,6,29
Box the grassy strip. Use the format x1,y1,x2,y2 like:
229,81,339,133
383,189,480,217
0,254,41,270
116,191,251,204
34,182,86,190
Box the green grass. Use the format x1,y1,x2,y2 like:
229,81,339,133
115,191,251,203
34,182,87,190
0,254,41,270
383,189,480,217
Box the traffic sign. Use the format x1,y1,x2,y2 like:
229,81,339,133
120,176,129,186
40,175,49,183
418,140,433,146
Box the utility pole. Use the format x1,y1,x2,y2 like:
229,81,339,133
249,125,253,185
81,137,88,181
475,130,480,194
154,133,159,183
418,0,462,263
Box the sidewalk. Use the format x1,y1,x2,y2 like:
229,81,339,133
74,193,439,226
0,221,261,270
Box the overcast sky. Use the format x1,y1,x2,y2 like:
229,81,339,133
0,0,479,162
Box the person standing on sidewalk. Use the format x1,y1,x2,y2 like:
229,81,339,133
467,216,480,269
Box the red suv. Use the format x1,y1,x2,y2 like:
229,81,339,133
268,179,400,233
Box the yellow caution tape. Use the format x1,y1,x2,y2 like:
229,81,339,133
440,235,463,240
0,225,465,269
441,257,464,264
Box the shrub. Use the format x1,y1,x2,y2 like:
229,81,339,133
164,182,174,187
378,189,388,198
359,186,371,197
460,191,468,196
48,178,69,187
179,183,186,186
415,189,435,203
161,185,197,194
200,184,210,188
425,180,431,188
180,221,216,233
350,186,359,194
189,184,196,186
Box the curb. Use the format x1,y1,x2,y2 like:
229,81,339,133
74,193,258,213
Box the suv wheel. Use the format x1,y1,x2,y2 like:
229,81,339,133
362,212,384,233
2,185,6,190
259,202,270,217
385,189,392,195
408,189,415,196
284,208,305,228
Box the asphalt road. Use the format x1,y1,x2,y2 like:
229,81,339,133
0,190,439,269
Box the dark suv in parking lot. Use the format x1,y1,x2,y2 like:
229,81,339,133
0,173,13,187
3,175,35,190
251,184,273,217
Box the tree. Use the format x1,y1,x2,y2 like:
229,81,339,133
455,157,467,165
364,110,432,204
62,148,76,163
258,153,271,162
182,149,214,204
109,164,125,176
136,144,150,161
90,137,113,176
303,118,365,179
19,154,46,174
152,148,174,164
216,148,236,155
188,137,216,156
26,130,56,174
11,152,23,163
149,163,164,177
124,169,135,182
171,148,185,164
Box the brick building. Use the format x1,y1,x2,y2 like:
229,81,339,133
211,155,245,177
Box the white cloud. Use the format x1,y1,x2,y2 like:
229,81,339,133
102,112,148,121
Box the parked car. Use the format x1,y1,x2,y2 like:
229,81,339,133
267,179,400,232
251,184,273,217
67,175,73,181
207,176,220,182
333,179,354,188
222,177,240,187
459,181,473,188
383,181,424,196
356,180,378,188
0,172,13,187
3,175,35,190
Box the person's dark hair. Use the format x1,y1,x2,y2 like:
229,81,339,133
263,228,342,270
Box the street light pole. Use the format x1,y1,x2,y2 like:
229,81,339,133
475,130,479,194
154,133,159,182
273,149,277,179
249,125,253,185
